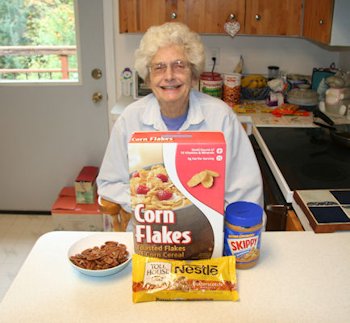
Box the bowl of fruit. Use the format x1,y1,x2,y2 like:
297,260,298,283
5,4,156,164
241,74,270,100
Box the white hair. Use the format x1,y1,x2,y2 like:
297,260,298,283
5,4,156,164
134,22,205,82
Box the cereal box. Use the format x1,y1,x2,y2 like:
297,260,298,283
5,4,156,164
128,131,226,260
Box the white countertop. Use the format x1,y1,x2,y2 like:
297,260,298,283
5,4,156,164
0,231,349,323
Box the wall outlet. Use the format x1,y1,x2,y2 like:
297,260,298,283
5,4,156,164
206,47,220,67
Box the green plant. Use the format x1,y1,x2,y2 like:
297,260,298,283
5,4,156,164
0,0,76,80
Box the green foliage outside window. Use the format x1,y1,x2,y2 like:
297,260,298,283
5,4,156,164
0,0,77,80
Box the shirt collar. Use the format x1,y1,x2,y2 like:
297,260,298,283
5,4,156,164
142,90,205,130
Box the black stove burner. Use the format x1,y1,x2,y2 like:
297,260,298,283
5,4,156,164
301,162,345,182
257,127,350,190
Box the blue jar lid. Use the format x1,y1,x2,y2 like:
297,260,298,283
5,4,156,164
225,201,263,227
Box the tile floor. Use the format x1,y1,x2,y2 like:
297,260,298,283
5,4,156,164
0,214,53,302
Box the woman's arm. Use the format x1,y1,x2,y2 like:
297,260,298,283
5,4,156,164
223,115,264,208
96,117,131,212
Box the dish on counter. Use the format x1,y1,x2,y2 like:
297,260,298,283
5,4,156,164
68,233,133,277
286,88,318,106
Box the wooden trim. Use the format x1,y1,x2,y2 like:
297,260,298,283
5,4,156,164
0,46,76,56
286,210,304,231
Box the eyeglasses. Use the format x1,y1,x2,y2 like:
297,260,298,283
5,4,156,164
148,60,190,75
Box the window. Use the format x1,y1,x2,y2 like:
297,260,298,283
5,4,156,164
0,0,78,82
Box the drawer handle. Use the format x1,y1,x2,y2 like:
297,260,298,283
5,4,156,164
255,14,261,21
170,12,177,19
228,13,236,21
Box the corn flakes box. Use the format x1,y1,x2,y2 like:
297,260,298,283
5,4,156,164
128,131,226,260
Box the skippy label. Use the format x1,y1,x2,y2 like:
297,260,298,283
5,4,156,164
128,131,226,260
224,227,262,265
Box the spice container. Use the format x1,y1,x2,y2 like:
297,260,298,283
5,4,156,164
223,201,263,269
199,72,223,98
223,73,241,106
268,65,280,80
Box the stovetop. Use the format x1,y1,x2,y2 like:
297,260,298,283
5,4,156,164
256,127,350,192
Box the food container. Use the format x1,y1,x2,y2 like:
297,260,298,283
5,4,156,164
287,88,318,107
68,233,133,277
268,65,280,80
325,87,350,115
128,131,226,260
199,72,223,98
74,166,99,204
223,73,241,106
223,201,263,269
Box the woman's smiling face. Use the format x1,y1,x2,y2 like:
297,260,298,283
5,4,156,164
148,45,194,114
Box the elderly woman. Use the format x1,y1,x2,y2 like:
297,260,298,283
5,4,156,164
97,22,263,219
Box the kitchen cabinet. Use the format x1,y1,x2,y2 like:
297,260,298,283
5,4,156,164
119,0,184,33
303,0,350,46
244,0,302,36
184,0,245,34
118,0,301,36
119,0,245,34
303,0,334,44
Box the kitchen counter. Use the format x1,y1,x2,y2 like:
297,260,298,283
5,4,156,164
112,96,318,128
238,113,314,135
112,95,350,127
0,231,349,323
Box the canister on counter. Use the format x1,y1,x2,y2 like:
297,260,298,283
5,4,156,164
224,201,263,269
223,73,241,106
268,65,280,80
199,72,223,98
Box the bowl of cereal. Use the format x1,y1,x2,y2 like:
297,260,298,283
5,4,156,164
68,233,133,277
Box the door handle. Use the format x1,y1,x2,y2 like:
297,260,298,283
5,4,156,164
92,92,103,103
91,68,102,80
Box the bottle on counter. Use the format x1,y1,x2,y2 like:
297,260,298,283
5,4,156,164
223,73,241,107
224,201,263,269
199,72,223,99
268,65,280,80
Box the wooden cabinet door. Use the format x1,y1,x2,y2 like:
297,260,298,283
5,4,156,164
119,0,185,33
185,0,245,34
244,0,302,36
303,0,334,44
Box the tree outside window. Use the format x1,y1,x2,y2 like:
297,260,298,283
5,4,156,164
0,0,77,81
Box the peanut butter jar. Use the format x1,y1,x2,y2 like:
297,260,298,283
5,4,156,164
224,201,263,269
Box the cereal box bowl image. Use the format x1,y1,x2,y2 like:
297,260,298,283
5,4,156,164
68,233,133,277
130,163,215,259
130,164,192,211
128,132,226,260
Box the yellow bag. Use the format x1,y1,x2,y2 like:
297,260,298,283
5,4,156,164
132,254,239,303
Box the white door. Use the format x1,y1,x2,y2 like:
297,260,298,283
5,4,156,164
0,0,110,211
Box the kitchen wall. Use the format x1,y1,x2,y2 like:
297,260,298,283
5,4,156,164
339,50,350,69
115,34,342,93
113,6,350,99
